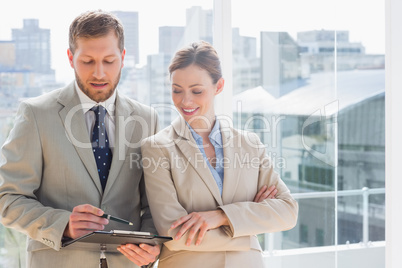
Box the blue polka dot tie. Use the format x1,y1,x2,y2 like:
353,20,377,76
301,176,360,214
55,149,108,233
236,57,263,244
91,106,112,191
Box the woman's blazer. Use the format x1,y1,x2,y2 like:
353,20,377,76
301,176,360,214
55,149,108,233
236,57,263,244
141,116,298,268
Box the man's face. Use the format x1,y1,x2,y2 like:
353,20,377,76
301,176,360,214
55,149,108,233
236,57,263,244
67,31,125,102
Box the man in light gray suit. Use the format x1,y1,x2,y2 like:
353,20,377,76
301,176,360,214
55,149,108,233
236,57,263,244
0,10,160,267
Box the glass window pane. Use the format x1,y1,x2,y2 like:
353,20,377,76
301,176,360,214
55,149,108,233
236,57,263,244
232,0,337,253
335,0,385,266
232,0,384,267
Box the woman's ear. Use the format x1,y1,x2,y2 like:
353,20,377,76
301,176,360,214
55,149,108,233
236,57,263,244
215,78,225,95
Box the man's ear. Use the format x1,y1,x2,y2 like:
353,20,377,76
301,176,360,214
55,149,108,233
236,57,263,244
121,48,126,68
67,49,74,68
215,78,225,95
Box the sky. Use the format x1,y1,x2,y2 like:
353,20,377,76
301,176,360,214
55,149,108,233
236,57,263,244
0,0,385,84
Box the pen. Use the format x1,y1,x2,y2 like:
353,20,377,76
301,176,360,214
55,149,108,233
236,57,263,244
101,213,134,225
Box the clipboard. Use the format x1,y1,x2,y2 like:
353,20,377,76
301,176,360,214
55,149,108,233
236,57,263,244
62,230,172,248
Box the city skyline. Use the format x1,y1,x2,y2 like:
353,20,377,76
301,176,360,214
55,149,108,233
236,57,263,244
0,1,212,84
0,0,384,84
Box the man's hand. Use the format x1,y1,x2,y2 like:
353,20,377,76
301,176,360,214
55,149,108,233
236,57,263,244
170,210,229,246
118,243,160,266
253,185,277,203
63,204,109,239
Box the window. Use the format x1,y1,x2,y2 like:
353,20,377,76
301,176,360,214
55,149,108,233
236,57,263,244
231,0,385,266
0,0,390,267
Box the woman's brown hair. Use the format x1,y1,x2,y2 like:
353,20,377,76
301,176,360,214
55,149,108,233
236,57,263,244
169,41,222,84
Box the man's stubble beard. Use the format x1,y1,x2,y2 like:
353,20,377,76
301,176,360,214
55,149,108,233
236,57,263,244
75,70,122,103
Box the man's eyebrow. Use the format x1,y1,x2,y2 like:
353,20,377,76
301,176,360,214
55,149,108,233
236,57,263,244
78,54,118,58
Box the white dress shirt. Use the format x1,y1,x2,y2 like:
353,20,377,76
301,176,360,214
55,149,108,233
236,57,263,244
75,82,116,148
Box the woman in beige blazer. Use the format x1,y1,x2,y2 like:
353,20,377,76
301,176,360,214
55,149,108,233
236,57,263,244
120,41,298,268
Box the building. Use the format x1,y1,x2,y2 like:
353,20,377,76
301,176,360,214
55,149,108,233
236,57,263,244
159,26,185,57
1,20,58,106
298,30,385,72
261,31,301,98
260,30,385,99
147,53,175,128
0,41,15,70
233,69,385,248
112,11,139,66
12,19,53,74
184,6,213,45
297,30,363,54
232,28,260,94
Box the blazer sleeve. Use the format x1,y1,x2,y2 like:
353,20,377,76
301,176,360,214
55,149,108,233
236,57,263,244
141,137,251,252
219,132,299,238
139,109,160,234
0,102,70,250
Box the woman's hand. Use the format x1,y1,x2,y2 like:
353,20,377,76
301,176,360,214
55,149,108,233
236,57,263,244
253,185,277,202
170,210,229,246
117,243,160,266
169,185,276,247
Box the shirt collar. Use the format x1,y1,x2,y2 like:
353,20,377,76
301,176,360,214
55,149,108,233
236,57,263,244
209,119,223,147
187,118,222,147
187,122,203,144
75,81,116,116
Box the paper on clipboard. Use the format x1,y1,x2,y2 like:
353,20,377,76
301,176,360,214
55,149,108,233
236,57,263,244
62,230,172,248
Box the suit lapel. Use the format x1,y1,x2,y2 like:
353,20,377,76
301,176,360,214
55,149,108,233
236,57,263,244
172,117,223,206
57,82,103,194
220,119,242,205
103,94,136,194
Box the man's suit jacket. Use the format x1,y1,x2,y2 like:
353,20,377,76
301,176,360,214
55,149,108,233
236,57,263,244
0,82,159,268
141,116,298,268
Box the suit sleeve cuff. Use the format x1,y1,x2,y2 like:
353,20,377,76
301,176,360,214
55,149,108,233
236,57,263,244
218,207,235,237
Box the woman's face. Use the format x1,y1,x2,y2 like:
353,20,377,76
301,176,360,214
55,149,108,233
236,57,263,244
171,64,224,124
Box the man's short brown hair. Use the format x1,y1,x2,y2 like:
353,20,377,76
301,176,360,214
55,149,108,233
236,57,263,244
69,10,124,54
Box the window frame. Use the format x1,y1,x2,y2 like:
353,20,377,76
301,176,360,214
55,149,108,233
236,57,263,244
385,0,402,267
